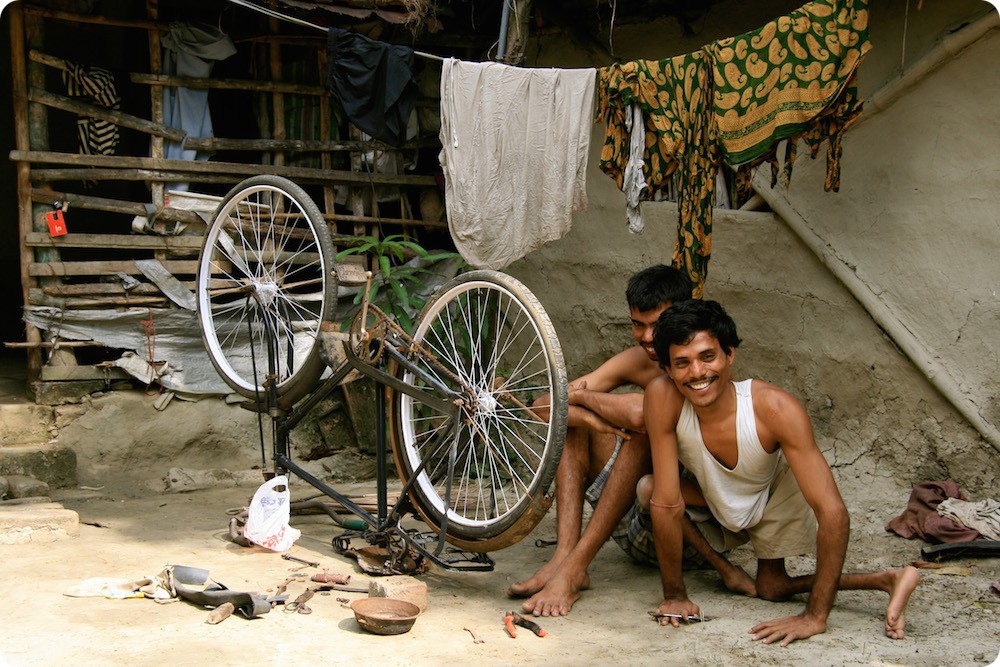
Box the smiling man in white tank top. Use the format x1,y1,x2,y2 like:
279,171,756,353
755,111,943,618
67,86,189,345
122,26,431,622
644,299,921,647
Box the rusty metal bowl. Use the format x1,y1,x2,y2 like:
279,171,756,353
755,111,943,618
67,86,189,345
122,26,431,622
351,598,421,635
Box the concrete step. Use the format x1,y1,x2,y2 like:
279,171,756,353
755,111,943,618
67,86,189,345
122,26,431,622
0,445,77,488
0,503,80,544
0,402,73,489
0,403,55,443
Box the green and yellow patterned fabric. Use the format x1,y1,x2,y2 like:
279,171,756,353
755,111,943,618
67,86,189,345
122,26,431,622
597,0,872,298
596,52,719,297
710,0,872,188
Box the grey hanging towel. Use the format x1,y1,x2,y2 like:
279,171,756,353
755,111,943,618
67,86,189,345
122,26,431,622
325,27,417,147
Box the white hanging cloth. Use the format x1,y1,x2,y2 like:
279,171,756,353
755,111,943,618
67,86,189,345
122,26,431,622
439,58,596,269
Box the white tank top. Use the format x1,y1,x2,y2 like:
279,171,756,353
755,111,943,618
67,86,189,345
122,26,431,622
675,379,780,532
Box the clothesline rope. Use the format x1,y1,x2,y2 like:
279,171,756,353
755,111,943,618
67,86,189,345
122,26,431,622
225,0,444,61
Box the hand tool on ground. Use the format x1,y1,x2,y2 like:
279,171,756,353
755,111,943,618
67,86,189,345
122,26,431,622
273,574,305,600
464,626,485,644
311,572,351,585
285,588,315,614
282,553,320,567
206,602,235,625
503,613,518,638
505,611,547,637
311,582,368,594
648,611,711,623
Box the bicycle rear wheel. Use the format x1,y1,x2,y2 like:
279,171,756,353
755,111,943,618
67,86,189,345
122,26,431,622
389,270,567,548
196,176,336,405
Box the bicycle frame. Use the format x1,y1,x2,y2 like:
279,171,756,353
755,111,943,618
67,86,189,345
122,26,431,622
265,317,496,572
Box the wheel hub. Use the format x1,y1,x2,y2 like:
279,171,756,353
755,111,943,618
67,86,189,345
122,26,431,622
476,390,499,415
254,281,279,307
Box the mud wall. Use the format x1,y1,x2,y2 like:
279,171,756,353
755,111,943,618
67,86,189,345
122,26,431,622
507,0,1000,497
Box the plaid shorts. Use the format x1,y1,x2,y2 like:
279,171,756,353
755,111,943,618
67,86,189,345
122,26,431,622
585,437,713,568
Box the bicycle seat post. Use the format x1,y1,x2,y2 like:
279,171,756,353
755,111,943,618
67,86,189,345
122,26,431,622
358,270,374,340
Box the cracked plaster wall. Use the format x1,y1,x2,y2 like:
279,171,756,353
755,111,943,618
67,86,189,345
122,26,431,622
508,0,999,498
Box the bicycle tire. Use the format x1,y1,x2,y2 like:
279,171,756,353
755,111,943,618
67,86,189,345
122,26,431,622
388,270,568,547
196,175,336,406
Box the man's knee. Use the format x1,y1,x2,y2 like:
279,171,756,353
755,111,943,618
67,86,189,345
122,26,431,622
635,474,654,509
755,561,793,602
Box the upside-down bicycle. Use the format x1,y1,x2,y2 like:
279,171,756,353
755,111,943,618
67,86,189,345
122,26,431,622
194,175,569,571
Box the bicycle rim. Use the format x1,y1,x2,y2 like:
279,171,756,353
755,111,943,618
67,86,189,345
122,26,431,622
390,270,567,542
196,175,335,403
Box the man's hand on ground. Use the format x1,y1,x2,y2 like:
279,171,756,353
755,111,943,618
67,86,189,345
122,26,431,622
654,598,701,628
749,612,827,647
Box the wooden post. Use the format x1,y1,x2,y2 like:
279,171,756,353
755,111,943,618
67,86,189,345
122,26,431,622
318,42,337,244
269,18,286,170
11,5,52,378
147,0,166,250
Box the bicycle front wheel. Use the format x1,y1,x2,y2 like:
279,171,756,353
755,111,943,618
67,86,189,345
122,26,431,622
389,270,567,547
196,176,336,405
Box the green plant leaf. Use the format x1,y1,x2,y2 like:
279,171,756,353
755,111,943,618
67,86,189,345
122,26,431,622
396,241,431,257
390,279,410,309
379,255,391,277
396,310,414,332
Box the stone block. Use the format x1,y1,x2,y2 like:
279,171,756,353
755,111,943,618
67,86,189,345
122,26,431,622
5,474,51,499
0,447,77,488
368,575,428,612
0,506,80,544
31,380,106,406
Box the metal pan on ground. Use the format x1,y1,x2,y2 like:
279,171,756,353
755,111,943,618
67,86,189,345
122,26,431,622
351,598,421,635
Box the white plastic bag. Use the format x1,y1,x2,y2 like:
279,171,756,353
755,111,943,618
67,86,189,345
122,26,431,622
244,475,300,551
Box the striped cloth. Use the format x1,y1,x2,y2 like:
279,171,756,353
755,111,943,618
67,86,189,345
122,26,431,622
62,62,121,158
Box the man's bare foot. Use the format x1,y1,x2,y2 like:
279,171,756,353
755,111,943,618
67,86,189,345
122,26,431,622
519,569,591,617
884,566,920,639
720,564,757,597
508,555,568,598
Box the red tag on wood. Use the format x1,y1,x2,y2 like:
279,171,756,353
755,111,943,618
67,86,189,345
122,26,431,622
45,209,67,236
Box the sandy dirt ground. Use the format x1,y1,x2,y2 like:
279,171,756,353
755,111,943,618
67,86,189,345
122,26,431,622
2,480,999,667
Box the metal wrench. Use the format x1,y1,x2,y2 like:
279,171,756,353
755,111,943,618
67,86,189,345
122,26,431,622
282,553,320,567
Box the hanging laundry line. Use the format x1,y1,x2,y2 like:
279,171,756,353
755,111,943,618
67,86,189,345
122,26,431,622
225,0,445,62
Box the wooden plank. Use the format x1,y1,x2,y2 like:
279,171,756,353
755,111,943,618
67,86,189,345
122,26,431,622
23,4,163,30
29,260,200,277
183,136,438,153
28,88,186,141
30,188,208,225
134,73,326,95
13,150,438,186
29,51,329,96
31,168,241,185
41,366,130,382
29,291,170,308
40,283,165,297
24,232,203,251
